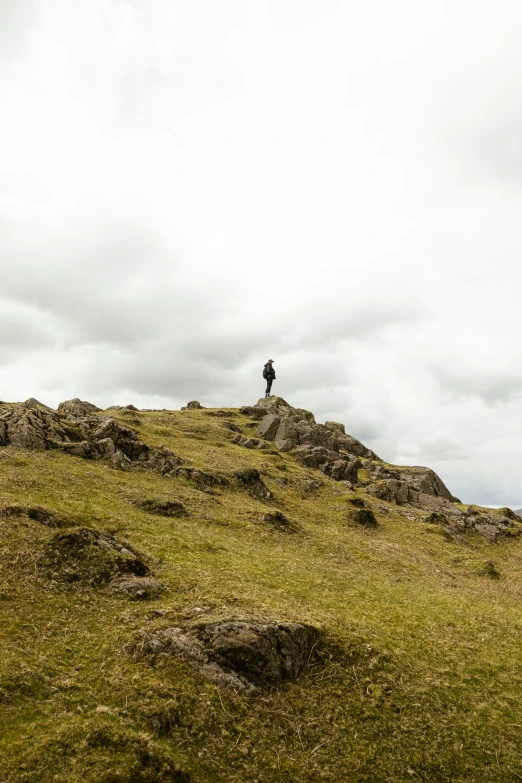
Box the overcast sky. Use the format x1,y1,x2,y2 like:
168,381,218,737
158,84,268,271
2,0,522,506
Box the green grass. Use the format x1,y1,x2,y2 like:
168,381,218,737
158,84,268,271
1,407,522,781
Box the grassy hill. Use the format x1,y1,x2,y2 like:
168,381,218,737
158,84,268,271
1,398,522,783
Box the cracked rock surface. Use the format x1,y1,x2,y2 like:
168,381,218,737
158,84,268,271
129,621,318,691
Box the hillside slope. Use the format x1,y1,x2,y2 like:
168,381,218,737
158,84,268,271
1,397,522,783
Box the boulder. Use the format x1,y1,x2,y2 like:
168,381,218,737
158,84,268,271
256,414,281,440
182,401,203,410
239,406,268,421
220,420,242,433
399,466,459,502
57,398,101,416
231,434,260,449
129,621,318,691
324,421,345,434
364,479,410,505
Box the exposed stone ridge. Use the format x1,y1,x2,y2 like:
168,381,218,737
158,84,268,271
362,461,460,505
0,400,184,474
241,397,378,461
128,621,318,692
423,506,522,543
240,399,473,517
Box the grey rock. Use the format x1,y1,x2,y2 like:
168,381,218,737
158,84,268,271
324,421,346,434
182,401,203,410
57,398,101,416
239,405,268,420
231,434,260,449
274,419,299,449
21,398,53,410
220,420,242,433
256,414,281,440
399,466,458,502
129,620,317,691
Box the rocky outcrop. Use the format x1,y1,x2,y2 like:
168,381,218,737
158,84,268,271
182,401,203,410
362,461,460,507
129,621,317,692
44,527,149,585
399,466,459,502
244,398,377,469
0,401,184,475
294,446,361,485
452,507,521,542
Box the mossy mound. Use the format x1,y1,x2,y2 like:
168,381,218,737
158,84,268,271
43,527,149,585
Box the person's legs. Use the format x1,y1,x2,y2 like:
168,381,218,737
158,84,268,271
266,378,273,397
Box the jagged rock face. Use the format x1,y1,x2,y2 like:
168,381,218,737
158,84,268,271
0,402,184,475
363,463,459,506
129,621,317,691
399,466,459,502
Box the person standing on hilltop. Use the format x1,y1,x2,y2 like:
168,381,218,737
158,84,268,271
263,359,276,398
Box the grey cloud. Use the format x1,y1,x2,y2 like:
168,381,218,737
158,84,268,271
291,298,430,349
397,430,468,464
435,368,522,407
0,299,59,358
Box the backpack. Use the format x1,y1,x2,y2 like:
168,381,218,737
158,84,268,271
262,365,268,379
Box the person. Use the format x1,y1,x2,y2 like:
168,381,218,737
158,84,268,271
263,359,276,398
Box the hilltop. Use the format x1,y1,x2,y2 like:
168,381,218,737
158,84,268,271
1,395,522,783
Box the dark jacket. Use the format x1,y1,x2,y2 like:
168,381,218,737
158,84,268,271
264,363,276,379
